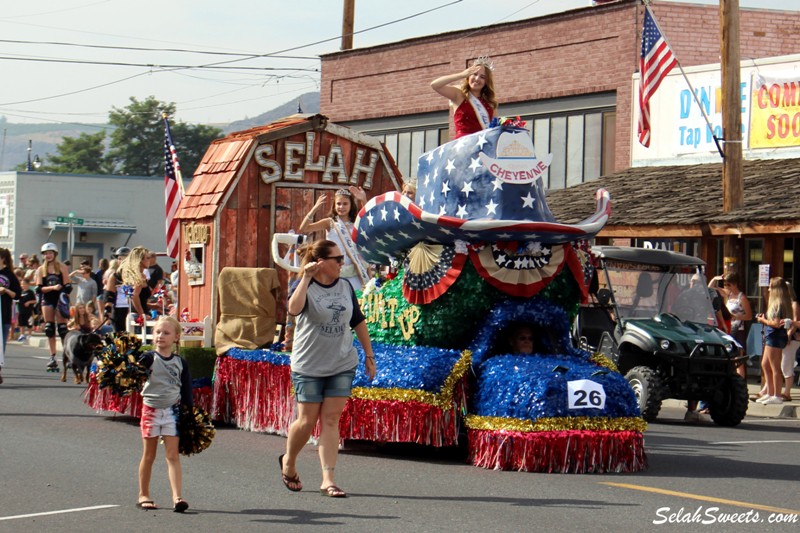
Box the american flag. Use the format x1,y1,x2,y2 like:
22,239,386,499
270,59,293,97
638,6,677,147
163,116,183,259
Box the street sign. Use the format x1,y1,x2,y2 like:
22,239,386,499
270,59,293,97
56,216,84,225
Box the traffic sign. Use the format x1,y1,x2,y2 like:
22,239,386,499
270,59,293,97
56,216,84,225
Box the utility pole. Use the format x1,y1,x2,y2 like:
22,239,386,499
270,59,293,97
720,0,743,275
341,0,355,50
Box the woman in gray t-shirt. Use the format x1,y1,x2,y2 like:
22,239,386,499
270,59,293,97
280,239,376,498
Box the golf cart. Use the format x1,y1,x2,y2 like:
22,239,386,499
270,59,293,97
575,246,748,426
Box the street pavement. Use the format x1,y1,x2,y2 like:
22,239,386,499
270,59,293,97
1,341,799,533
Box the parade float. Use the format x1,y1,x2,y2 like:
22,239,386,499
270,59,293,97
213,119,647,473
81,114,646,473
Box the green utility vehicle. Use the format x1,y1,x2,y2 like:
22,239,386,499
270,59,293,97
575,246,748,426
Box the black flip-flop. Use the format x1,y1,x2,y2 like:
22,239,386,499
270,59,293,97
279,454,302,492
173,498,189,513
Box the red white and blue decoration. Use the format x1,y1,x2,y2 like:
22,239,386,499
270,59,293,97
353,125,610,266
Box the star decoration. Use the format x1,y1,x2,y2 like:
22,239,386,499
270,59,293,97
476,133,488,149
491,178,503,191
456,204,468,218
441,180,451,195
521,192,535,209
469,157,482,172
367,213,374,226
380,206,388,220
445,159,456,174
461,180,473,197
393,208,400,221
485,199,498,215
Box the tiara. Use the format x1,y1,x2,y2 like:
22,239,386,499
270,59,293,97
334,188,352,197
473,55,494,71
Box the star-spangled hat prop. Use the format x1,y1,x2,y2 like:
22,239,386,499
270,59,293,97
353,125,611,268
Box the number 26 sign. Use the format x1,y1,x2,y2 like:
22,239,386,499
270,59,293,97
567,380,606,409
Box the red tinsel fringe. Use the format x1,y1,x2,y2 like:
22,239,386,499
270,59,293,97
211,356,294,435
340,398,459,446
83,376,213,418
467,429,647,473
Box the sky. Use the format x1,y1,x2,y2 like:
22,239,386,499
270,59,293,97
1,0,797,126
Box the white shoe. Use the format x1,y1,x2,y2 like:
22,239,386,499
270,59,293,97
756,395,772,404
762,396,784,405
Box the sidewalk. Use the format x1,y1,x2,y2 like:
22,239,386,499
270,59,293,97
17,332,797,418
661,381,798,419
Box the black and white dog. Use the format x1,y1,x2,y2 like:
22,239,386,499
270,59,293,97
61,330,103,384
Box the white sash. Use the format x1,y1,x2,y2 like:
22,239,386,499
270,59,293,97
467,92,491,130
332,217,369,287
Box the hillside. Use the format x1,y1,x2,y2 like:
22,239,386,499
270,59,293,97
0,92,321,171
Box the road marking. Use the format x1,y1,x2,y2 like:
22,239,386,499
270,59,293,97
0,505,119,521
599,482,800,515
710,440,800,445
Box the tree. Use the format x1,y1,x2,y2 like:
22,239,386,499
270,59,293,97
46,131,112,174
108,96,175,176
107,96,222,177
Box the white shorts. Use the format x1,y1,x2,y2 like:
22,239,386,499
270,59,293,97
140,404,179,438
781,340,799,379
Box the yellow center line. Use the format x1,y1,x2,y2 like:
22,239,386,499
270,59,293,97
599,482,800,516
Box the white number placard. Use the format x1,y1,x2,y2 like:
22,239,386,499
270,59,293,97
567,379,606,409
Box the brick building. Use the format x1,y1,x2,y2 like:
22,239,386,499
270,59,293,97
319,0,800,187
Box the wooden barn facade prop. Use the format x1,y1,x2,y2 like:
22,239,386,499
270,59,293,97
174,114,402,330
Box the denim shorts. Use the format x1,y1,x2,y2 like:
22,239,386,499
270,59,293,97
765,327,788,349
291,369,356,403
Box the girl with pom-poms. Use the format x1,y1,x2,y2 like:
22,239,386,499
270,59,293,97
136,315,192,512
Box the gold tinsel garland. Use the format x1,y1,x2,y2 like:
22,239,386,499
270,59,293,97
351,350,472,410
465,414,648,433
590,352,619,373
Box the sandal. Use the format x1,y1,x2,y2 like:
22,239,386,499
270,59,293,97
136,500,157,510
279,454,302,492
780,394,793,402
320,485,347,498
173,498,189,513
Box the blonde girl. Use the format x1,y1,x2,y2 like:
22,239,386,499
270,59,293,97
120,246,151,319
34,242,71,369
137,315,192,512
755,277,792,405
298,187,370,291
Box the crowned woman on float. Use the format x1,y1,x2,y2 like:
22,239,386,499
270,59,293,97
298,186,371,291
431,56,498,138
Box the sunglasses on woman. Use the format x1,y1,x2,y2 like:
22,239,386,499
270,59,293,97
323,255,345,264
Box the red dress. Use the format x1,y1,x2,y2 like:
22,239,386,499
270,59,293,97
453,97,494,138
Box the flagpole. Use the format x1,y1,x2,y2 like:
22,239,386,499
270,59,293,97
644,4,725,158
162,113,187,195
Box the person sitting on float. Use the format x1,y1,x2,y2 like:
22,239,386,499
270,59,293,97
431,56,498,139
298,187,371,291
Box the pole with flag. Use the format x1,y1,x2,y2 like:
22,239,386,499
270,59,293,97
163,113,184,259
638,4,723,157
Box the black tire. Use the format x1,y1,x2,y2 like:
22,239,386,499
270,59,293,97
708,376,749,427
625,365,663,422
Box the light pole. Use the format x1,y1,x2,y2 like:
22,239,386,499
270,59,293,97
26,140,41,171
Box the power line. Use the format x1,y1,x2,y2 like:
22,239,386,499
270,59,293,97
0,38,319,60
0,54,320,72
